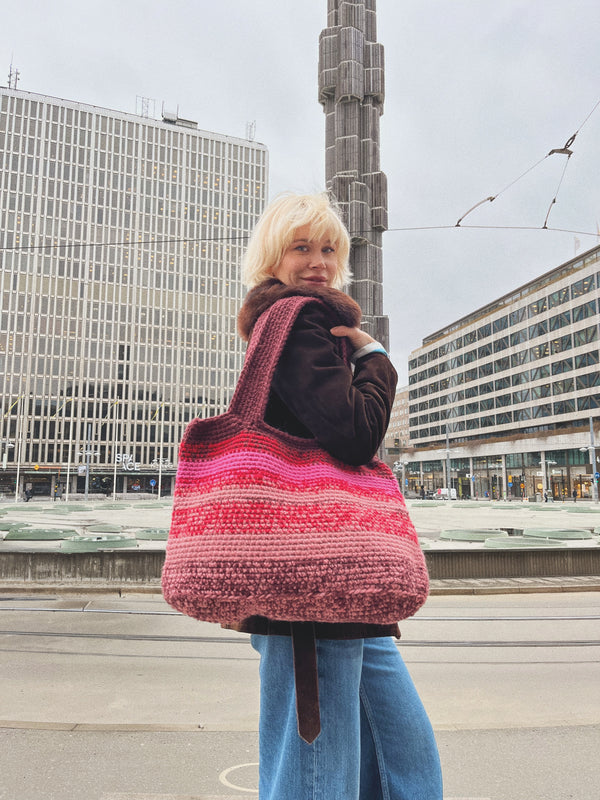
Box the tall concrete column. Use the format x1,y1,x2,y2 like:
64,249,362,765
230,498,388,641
319,0,389,347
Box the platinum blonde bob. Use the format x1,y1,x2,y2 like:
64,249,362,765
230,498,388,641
241,192,352,289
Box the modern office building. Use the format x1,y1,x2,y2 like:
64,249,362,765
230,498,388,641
406,244,600,501
0,87,268,498
384,385,410,454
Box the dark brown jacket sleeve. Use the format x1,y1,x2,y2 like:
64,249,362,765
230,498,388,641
266,302,397,465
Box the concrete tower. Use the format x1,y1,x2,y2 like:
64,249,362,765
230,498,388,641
319,0,389,347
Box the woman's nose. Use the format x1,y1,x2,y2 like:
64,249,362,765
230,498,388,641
309,255,326,269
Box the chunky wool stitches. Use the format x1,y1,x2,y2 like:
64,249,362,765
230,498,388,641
162,295,429,625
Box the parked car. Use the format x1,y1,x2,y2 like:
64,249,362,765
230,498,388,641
436,487,457,500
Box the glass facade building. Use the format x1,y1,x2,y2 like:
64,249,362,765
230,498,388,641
0,88,268,498
406,245,600,501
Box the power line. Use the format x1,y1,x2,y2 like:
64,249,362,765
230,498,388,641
2,223,600,257
455,96,600,227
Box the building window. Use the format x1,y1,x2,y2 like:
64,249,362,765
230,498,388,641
574,351,599,369
530,365,550,381
550,334,572,355
549,310,571,330
510,307,526,326
531,403,552,418
578,394,600,410
571,275,595,298
532,383,551,399
552,357,573,375
511,370,529,386
573,325,598,347
528,297,547,317
576,372,600,390
528,320,548,339
552,378,574,395
512,388,531,404
548,286,569,307
492,315,508,333
553,399,576,415
571,299,596,322
510,329,528,347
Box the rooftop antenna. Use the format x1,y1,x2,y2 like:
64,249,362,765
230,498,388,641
7,60,20,89
245,120,256,141
136,95,156,118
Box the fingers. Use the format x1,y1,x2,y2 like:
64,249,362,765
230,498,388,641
330,325,375,349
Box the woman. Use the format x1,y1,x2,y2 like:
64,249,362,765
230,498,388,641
236,192,443,799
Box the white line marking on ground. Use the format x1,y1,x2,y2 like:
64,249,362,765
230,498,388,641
218,761,259,794
100,794,244,799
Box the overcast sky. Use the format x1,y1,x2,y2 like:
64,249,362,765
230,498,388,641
3,0,600,381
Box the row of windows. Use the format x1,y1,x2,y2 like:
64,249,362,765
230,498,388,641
410,351,599,404
413,449,589,470
411,301,598,382
410,394,600,439
410,370,600,425
410,328,599,392
1,94,266,166
410,271,598,370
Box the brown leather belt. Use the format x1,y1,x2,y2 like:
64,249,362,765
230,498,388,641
291,621,321,744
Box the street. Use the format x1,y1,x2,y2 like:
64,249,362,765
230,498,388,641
0,590,598,799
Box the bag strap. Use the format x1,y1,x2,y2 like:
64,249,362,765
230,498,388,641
228,295,318,423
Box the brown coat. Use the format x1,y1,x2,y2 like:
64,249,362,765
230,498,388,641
230,279,400,640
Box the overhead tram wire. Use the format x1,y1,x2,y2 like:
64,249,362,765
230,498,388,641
455,95,600,228
3,222,600,257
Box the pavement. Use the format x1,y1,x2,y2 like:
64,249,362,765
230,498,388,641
1,589,599,799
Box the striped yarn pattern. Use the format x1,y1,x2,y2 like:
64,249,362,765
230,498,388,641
161,296,429,624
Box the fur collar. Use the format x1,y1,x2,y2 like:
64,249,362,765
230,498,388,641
237,278,362,341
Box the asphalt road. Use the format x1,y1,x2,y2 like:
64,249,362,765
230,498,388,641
0,590,598,799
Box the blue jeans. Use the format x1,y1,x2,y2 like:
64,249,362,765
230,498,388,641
251,634,443,800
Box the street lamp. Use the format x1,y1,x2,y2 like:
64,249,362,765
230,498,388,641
78,424,100,501
392,460,409,494
543,460,557,500
1,440,15,471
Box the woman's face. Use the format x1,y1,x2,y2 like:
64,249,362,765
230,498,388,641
272,225,338,288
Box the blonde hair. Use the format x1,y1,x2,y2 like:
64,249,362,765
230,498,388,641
241,192,352,289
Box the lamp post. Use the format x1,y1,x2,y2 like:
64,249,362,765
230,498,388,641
579,417,599,503
78,424,100,501
544,460,557,500
392,460,408,494
1,440,15,471
445,429,451,497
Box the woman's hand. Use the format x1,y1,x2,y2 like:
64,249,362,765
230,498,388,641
330,325,375,351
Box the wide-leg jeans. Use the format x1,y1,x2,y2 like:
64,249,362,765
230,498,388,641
251,634,443,800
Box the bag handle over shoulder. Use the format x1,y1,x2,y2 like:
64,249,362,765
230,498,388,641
228,295,317,424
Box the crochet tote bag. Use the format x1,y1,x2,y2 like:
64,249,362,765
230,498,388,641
162,296,429,625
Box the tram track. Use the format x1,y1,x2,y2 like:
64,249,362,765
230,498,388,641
0,629,598,648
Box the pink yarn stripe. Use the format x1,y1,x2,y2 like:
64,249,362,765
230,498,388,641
177,450,401,497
